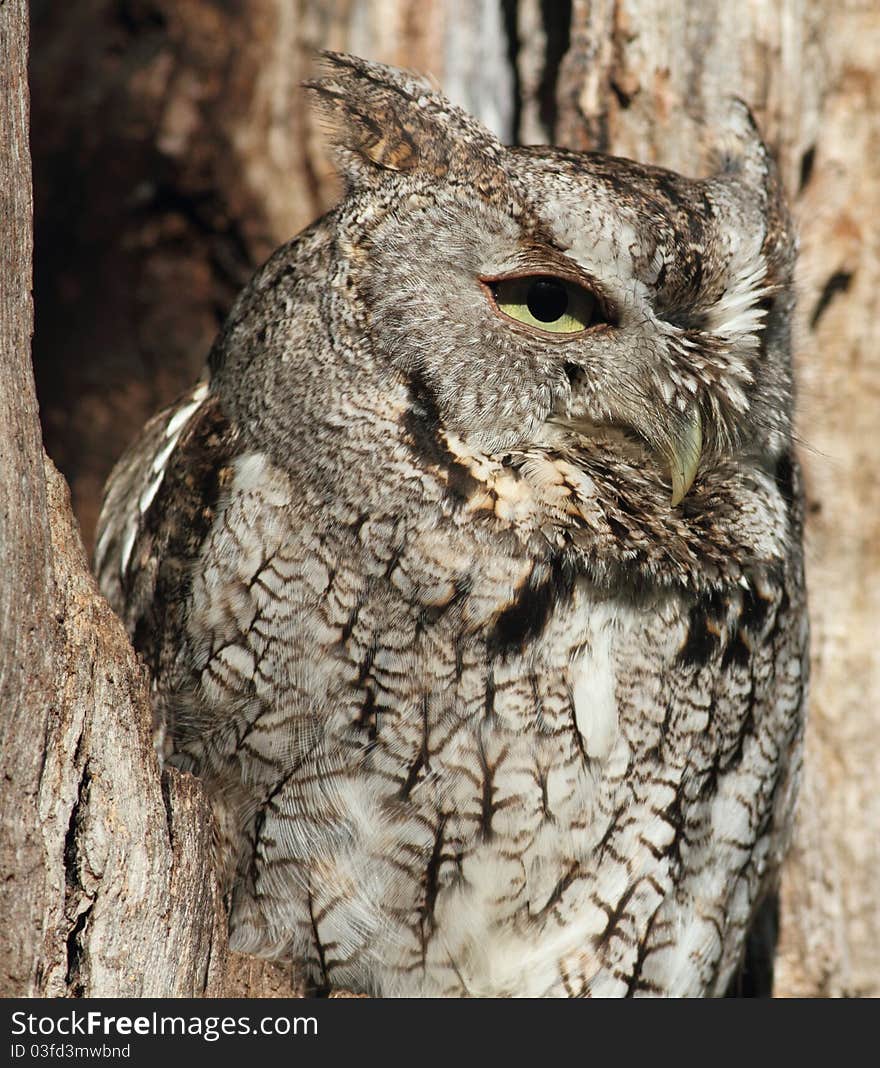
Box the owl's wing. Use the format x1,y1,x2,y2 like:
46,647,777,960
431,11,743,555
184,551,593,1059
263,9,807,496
93,381,239,687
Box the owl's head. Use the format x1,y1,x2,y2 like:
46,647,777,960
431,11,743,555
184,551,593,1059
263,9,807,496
214,53,799,588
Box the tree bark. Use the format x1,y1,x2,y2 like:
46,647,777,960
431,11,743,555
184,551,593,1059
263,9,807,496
1,0,51,999
2,1,228,997
3,0,877,996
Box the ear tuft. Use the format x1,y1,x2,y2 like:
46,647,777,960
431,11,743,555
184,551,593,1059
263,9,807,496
305,51,504,187
707,98,795,283
305,52,445,180
710,98,773,198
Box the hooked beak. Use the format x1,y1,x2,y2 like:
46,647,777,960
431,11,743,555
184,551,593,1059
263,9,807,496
660,404,703,507
548,396,704,507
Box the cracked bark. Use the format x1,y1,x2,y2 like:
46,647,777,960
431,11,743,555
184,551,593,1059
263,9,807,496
3,0,878,997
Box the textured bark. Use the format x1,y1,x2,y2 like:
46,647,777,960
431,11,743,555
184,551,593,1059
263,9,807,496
5,0,877,997
779,3,880,996
1,0,52,999
36,458,229,997
2,0,225,999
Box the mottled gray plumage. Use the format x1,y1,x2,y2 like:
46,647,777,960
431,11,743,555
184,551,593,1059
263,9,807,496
95,53,808,997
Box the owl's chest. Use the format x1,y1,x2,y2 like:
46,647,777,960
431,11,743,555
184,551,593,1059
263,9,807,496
331,589,668,994
357,580,636,812
189,470,786,995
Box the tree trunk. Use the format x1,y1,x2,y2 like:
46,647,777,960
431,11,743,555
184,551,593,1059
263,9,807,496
2,1,229,997
2,0,876,996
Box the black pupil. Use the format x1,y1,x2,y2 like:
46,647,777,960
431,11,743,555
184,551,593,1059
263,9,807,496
526,278,569,322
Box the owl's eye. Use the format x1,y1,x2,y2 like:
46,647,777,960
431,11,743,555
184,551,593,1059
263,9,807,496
488,276,604,335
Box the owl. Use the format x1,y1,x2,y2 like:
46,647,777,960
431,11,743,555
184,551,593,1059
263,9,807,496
94,52,808,997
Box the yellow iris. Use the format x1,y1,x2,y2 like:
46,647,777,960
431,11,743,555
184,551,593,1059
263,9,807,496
492,276,599,334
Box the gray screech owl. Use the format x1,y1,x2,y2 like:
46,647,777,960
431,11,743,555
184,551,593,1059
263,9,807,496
95,52,808,997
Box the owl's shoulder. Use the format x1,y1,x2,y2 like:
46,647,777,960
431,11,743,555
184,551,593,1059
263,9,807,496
94,384,240,679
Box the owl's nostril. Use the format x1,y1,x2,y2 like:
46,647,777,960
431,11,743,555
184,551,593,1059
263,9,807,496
563,362,582,385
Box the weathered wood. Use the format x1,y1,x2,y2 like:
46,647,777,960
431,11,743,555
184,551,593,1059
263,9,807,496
2,0,227,998
37,458,228,996
0,0,53,998
780,2,880,996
